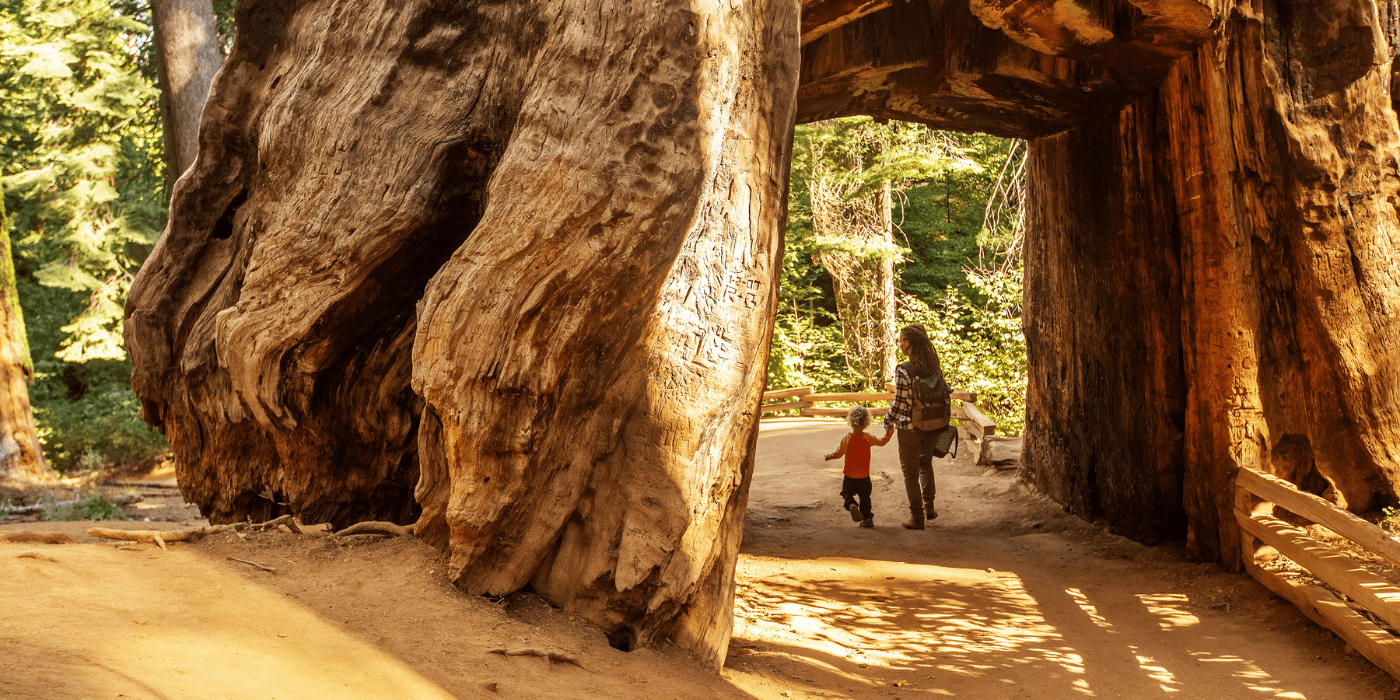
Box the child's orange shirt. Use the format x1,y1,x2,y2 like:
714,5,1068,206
844,433,872,479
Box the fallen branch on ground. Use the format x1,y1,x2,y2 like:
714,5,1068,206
0,530,75,544
332,521,414,538
228,556,276,572
87,524,238,550
487,647,588,670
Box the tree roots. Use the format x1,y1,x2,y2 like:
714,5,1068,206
487,647,589,670
82,516,415,550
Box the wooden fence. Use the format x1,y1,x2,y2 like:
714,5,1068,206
1235,467,1400,678
759,385,997,440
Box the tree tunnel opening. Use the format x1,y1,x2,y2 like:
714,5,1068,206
766,114,1189,546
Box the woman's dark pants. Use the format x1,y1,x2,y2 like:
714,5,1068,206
897,428,937,518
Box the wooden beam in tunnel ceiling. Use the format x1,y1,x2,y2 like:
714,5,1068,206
802,0,893,45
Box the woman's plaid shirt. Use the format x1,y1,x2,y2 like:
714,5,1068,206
884,364,914,431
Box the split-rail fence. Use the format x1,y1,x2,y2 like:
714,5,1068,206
1236,467,1400,679
759,385,997,440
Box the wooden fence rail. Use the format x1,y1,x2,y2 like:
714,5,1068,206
759,385,997,440
1235,467,1400,679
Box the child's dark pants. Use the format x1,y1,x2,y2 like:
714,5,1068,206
841,476,873,519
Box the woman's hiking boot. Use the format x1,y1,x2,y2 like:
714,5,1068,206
902,516,925,530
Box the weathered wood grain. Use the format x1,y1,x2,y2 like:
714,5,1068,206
408,0,799,666
126,0,798,667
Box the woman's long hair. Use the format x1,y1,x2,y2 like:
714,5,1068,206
901,324,942,378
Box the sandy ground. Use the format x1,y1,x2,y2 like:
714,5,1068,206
2,418,1397,699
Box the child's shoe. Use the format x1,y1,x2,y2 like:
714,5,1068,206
860,518,874,528
847,503,862,522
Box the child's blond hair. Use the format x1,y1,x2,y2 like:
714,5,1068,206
846,406,871,432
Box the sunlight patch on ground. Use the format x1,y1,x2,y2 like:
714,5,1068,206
1065,587,1114,631
1138,592,1201,630
1187,652,1311,699
734,555,1096,695
1134,652,1182,692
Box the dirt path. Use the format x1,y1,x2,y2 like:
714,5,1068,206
1,419,1396,699
726,418,1398,699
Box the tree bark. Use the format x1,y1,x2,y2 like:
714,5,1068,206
0,184,48,485
151,0,224,179
1025,1,1400,565
126,0,798,666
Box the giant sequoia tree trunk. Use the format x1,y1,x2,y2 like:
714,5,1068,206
125,0,797,665
1025,1,1400,565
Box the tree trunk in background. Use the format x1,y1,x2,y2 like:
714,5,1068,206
125,0,798,666
879,178,897,384
0,185,49,485
151,0,223,179
1024,1,1400,565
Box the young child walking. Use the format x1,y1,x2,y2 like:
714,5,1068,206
824,406,893,528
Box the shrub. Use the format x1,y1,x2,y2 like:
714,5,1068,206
42,492,129,521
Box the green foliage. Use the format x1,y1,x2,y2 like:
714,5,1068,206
2,0,166,362
2,0,169,470
41,490,128,520
772,118,1028,433
767,310,865,392
1382,507,1400,535
899,274,1027,435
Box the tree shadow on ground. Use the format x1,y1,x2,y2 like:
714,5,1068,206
726,551,1373,699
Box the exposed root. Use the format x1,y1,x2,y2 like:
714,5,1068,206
332,521,414,538
255,514,302,534
487,647,589,670
0,530,76,544
85,517,407,549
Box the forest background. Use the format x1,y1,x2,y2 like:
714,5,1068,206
0,0,1027,476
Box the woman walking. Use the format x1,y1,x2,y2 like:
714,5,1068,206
883,324,948,530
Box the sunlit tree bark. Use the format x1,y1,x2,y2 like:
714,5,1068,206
0,185,48,485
